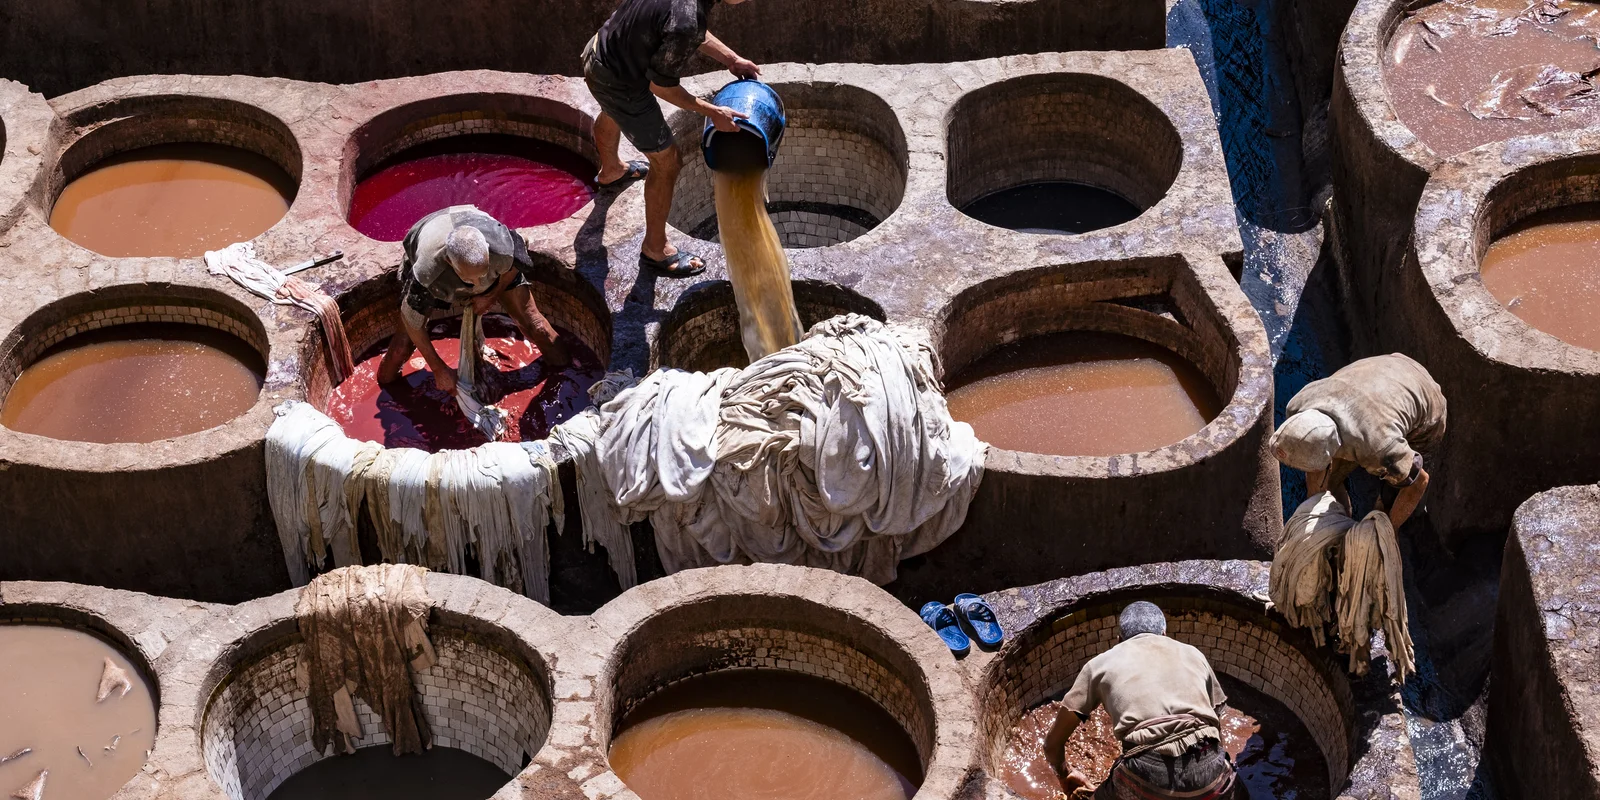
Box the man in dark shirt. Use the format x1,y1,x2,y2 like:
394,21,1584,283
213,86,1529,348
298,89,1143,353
583,0,760,277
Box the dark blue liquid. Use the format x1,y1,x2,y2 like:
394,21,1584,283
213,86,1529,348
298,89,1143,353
960,182,1142,234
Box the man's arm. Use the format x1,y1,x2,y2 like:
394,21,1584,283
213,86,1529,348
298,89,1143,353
1043,705,1083,778
1385,468,1429,528
649,82,747,131
699,32,760,78
400,308,457,393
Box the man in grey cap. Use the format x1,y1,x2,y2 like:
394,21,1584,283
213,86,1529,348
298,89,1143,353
377,205,567,393
1271,352,1445,517
1045,602,1237,799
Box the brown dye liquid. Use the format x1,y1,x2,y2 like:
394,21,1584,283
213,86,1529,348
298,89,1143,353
608,670,921,800
1480,202,1600,351
945,331,1222,457
264,746,510,800
50,143,295,258
1000,676,1328,800
1383,0,1600,157
0,626,157,800
714,169,802,362
0,322,266,443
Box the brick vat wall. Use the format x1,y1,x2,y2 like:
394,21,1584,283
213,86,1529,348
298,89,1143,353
601,592,937,770
654,280,886,372
201,626,551,800
668,83,908,249
947,73,1182,215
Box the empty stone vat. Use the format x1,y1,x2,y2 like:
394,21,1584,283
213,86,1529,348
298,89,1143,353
669,82,907,248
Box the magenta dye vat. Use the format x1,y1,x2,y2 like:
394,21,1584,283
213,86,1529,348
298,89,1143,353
349,134,595,241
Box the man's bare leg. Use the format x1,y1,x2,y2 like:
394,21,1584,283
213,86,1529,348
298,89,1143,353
595,113,630,185
640,143,699,267
376,329,417,384
499,285,571,366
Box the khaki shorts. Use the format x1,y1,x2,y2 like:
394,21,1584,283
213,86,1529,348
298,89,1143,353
582,35,674,154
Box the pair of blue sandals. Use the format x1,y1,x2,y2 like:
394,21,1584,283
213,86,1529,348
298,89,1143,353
920,593,1003,655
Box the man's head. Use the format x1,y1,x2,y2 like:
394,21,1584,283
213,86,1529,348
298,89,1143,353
1270,409,1341,472
444,225,492,290
1118,601,1166,640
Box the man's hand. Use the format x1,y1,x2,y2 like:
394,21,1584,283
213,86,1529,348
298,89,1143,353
432,364,459,394
706,104,748,132
729,57,761,79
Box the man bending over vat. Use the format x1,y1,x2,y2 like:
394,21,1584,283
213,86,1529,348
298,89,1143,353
583,0,761,277
1270,353,1445,517
377,205,568,394
1045,602,1237,799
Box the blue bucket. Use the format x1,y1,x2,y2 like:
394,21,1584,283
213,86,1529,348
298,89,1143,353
701,79,786,172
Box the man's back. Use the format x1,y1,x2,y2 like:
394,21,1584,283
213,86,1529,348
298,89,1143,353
594,0,716,88
1287,353,1447,471
1063,633,1226,755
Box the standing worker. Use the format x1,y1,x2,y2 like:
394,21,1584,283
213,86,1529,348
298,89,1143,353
377,205,568,393
1270,353,1446,516
583,0,762,277
1044,602,1237,799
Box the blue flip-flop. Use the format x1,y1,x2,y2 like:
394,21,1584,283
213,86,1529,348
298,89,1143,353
954,593,1004,648
920,601,971,655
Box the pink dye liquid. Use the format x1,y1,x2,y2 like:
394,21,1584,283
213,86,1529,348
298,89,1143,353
349,136,595,241
327,316,605,452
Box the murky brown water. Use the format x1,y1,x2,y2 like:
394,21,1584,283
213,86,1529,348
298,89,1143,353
945,331,1221,457
715,169,802,362
608,670,921,800
999,675,1328,799
0,625,157,800
50,143,295,257
1383,0,1600,157
0,322,265,443
263,746,510,800
1480,202,1600,352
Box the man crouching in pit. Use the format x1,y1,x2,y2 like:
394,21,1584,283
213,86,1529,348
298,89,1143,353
1046,602,1237,799
377,205,569,393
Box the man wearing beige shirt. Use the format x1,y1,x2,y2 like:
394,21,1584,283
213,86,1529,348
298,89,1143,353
1045,602,1237,799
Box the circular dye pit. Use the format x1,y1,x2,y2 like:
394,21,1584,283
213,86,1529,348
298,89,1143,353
1383,0,1600,158
0,625,157,800
328,314,604,451
50,143,295,257
1480,202,1600,352
999,675,1329,799
349,135,594,241
263,747,507,800
1,322,266,443
944,331,1221,456
609,670,922,800
960,182,1142,234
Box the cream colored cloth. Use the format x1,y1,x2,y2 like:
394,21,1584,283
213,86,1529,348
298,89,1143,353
296,564,435,756
454,305,509,441
1272,353,1446,482
1062,634,1227,758
1270,492,1415,682
204,242,355,383
594,314,987,584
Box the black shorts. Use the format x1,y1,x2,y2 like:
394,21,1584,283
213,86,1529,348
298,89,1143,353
582,37,675,155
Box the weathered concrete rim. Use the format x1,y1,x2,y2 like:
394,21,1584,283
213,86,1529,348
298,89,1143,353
0,80,54,237
971,560,1422,800
0,281,293,472
0,580,229,800
653,278,889,372
144,572,577,800
941,253,1272,480
1339,0,1442,174
1412,129,1600,375
584,565,980,800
